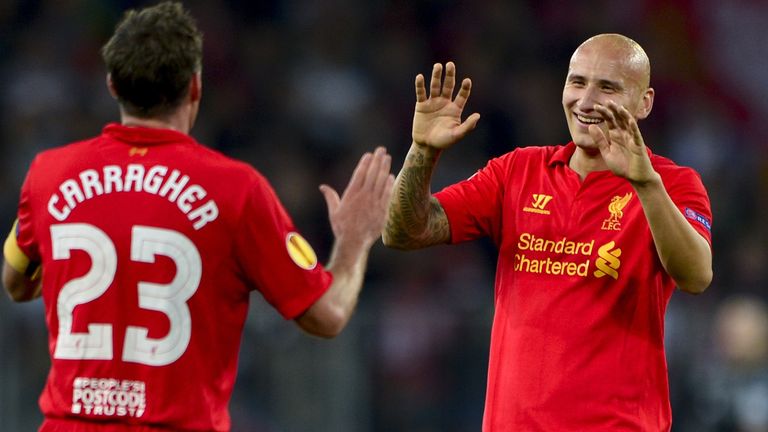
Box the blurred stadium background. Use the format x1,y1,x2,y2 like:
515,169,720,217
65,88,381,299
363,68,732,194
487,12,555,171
1,0,767,431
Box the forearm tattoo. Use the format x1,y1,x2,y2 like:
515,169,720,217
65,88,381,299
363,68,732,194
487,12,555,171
384,150,450,248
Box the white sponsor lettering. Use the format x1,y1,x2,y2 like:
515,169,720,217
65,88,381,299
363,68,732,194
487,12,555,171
71,377,147,419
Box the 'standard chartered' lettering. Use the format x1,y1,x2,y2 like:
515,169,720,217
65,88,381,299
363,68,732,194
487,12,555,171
47,164,219,230
517,233,594,255
514,233,594,277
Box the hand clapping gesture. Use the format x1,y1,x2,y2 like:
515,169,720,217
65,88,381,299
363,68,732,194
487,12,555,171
412,62,481,149
320,147,395,249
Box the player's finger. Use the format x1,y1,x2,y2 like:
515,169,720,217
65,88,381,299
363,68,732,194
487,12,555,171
453,112,481,140
319,184,341,215
588,124,609,151
363,147,388,191
628,117,644,148
594,103,617,130
371,150,392,194
454,78,472,109
373,174,396,221
347,152,373,192
429,63,443,99
381,174,395,203
610,102,632,130
442,62,457,99
415,74,427,103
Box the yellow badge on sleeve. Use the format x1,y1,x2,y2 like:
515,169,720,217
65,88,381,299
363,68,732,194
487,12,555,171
4,219,31,274
285,232,318,270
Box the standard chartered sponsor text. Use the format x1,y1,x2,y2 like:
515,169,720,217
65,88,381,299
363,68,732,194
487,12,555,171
515,233,594,276
71,377,146,418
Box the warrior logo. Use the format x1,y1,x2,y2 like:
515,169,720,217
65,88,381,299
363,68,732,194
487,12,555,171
523,194,554,215
601,193,633,231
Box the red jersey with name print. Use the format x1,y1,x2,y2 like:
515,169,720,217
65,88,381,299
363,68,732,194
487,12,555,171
435,143,712,432
14,123,332,431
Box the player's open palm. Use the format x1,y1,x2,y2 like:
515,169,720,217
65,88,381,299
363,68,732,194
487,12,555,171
320,147,395,249
589,101,657,184
413,62,481,149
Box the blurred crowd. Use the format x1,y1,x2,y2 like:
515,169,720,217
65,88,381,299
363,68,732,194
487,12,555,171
1,0,767,431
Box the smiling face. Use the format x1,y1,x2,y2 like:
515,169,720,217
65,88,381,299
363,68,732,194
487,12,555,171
562,34,653,151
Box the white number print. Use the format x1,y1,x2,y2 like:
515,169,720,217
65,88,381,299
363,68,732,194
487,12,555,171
52,224,116,360
51,223,201,366
124,226,200,365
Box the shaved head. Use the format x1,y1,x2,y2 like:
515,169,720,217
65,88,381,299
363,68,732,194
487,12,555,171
562,33,655,152
572,33,651,89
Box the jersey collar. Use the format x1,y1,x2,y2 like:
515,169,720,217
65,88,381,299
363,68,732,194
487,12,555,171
103,123,197,146
548,142,577,167
548,141,655,167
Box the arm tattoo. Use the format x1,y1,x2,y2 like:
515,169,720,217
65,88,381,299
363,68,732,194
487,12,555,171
384,148,450,249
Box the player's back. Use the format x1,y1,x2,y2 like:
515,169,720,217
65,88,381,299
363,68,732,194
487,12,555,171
21,124,281,431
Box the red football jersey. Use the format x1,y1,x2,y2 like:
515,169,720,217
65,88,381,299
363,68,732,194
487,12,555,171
435,143,712,431
14,124,332,431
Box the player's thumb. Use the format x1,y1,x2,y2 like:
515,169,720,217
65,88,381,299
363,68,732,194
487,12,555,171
455,113,481,140
319,184,340,214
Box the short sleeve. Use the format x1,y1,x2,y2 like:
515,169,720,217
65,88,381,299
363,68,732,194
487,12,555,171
233,173,332,319
664,167,713,246
434,152,513,245
15,159,41,264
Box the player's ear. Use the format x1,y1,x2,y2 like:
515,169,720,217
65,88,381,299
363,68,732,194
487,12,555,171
189,72,202,103
635,87,654,120
106,74,118,99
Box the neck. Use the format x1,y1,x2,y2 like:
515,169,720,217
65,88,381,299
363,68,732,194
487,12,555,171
120,105,193,135
568,146,608,180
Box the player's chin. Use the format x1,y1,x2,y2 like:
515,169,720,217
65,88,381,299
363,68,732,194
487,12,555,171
572,136,602,153
570,131,596,148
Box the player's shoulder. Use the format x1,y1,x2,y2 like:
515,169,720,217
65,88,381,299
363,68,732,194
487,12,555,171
30,136,102,168
490,144,562,166
649,151,703,180
187,143,266,184
513,144,560,159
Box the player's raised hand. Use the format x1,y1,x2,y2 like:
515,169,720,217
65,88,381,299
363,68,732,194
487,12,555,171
588,101,659,185
412,62,481,149
319,147,395,248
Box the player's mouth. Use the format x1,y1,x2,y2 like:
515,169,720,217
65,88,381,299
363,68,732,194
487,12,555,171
575,113,603,125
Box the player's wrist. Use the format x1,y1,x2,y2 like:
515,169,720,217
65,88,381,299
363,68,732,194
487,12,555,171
628,170,662,189
410,140,443,158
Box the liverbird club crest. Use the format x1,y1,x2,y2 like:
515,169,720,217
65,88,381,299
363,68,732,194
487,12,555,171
601,192,633,231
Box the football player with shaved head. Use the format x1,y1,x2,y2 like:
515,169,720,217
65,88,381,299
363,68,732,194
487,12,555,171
384,33,712,431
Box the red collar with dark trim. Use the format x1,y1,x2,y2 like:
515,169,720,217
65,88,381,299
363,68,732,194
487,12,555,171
548,142,577,167
547,141,655,167
103,123,196,147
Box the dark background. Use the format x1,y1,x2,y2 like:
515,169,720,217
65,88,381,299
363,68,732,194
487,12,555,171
1,1,767,431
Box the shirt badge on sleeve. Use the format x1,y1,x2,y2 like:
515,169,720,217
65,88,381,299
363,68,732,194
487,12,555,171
285,232,318,270
684,208,712,232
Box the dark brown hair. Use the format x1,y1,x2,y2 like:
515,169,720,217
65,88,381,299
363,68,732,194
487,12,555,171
101,2,203,118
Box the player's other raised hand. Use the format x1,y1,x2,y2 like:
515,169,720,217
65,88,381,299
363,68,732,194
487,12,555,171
412,62,481,150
